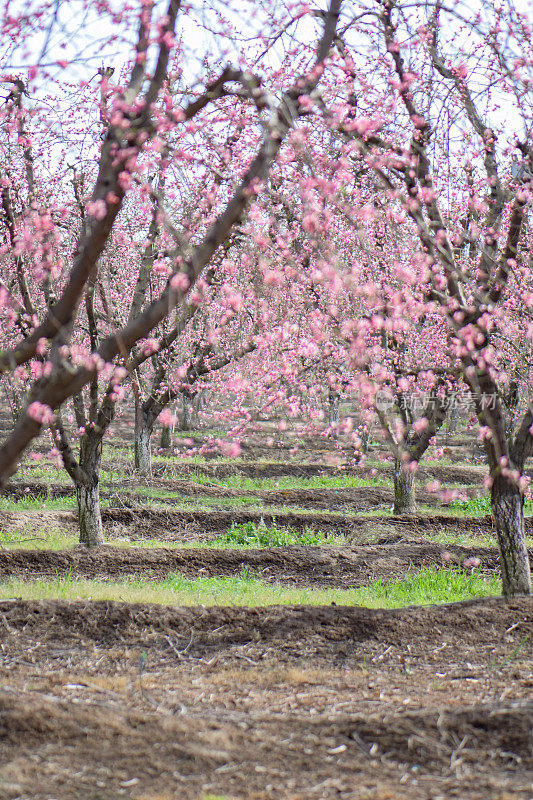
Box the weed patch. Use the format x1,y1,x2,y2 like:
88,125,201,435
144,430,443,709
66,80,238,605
449,495,533,517
223,520,328,547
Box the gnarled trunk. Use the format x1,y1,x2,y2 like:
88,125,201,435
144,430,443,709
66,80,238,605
491,475,531,596
76,433,104,547
445,394,459,442
393,458,416,515
503,380,520,442
360,423,371,455
179,389,206,430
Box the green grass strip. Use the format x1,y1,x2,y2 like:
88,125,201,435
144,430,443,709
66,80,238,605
0,566,500,608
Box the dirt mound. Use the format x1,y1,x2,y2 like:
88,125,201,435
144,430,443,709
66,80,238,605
0,542,515,586
0,688,529,800
319,700,533,768
1,596,530,654
2,505,530,547
142,480,433,510
116,481,445,511
0,597,530,799
0,482,73,500
104,507,531,541
100,507,508,536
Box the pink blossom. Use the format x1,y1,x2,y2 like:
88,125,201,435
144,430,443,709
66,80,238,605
158,409,177,427
298,95,314,111
171,272,190,292
412,418,428,433
220,441,241,458
86,200,107,220
112,367,128,384
118,172,131,191
27,402,54,425
228,292,244,312
143,338,160,356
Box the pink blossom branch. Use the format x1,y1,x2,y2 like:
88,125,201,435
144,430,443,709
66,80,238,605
0,0,181,375
0,0,342,484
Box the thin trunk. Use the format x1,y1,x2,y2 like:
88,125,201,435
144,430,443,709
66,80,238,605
76,434,103,547
446,395,459,443
134,410,153,475
393,458,416,515
360,423,371,454
160,425,171,448
194,389,206,427
504,380,520,442
180,394,193,431
491,475,531,596
471,439,484,463
328,389,340,426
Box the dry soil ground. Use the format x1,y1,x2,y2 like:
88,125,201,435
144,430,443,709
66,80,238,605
0,598,531,800
0,411,532,799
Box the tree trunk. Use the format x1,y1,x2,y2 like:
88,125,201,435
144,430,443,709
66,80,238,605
193,389,206,427
393,458,416,515
328,389,340,426
77,482,104,547
446,395,459,443
134,411,153,475
360,423,371,455
76,433,104,547
180,394,193,431
160,425,171,448
491,475,531,596
504,380,520,443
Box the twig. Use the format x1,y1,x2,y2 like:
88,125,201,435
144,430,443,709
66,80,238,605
165,629,194,658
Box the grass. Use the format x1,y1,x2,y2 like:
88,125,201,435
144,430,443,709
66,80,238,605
127,495,352,518
0,525,192,551
0,526,77,550
223,520,330,546
0,566,501,608
1,486,348,519
187,471,392,491
449,495,533,516
3,517,531,553
0,495,77,512
0,520,344,551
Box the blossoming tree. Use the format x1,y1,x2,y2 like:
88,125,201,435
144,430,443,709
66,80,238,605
325,0,532,594
0,0,343,523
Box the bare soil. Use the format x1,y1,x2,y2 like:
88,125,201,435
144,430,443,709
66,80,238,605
0,597,531,799
100,507,533,541
2,414,532,798
0,542,521,586
3,505,532,544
